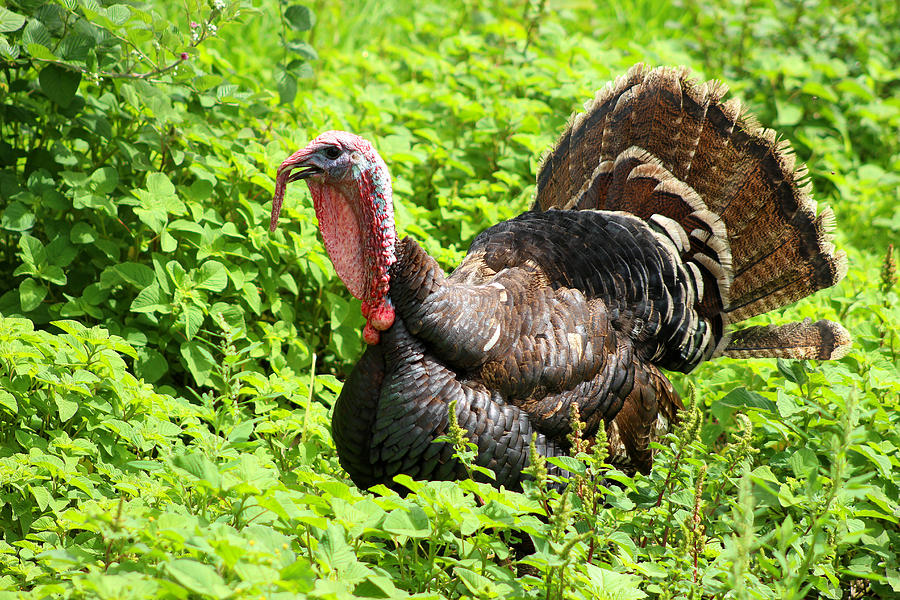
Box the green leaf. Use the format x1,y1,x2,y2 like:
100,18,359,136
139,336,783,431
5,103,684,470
280,561,315,588
318,524,356,571
90,166,119,194
181,304,204,340
2,202,35,232
242,282,261,314
147,173,176,198
455,566,494,596
836,79,874,101
101,263,155,289
776,358,808,385
715,387,776,413
19,278,47,311
585,564,648,599
172,454,221,489
0,7,26,32
39,65,82,108
55,395,79,422
131,283,171,314
802,80,838,103
276,67,297,105
70,222,96,244
775,98,803,126
284,5,315,31
59,33,95,62
195,261,227,292
852,444,892,480
382,506,431,538
546,455,587,476
133,203,167,232
210,302,245,333
181,341,213,386
19,234,47,268
41,265,67,285
167,261,188,289
287,41,318,61
135,347,167,383
126,460,164,472
125,26,153,46
776,389,802,418
354,574,401,599
160,228,177,252
26,43,56,60
106,4,132,25
788,447,819,479
0,37,19,60
134,174,183,232
226,420,254,444
165,559,231,598
52,319,89,338
0,390,17,415
30,485,53,511
22,19,52,49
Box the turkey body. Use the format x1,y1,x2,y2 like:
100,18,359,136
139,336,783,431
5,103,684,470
272,65,850,491
334,210,693,488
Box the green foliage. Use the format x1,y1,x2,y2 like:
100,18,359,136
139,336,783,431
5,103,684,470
0,0,345,393
1,0,898,598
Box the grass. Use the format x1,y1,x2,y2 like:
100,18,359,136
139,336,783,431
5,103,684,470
0,0,897,598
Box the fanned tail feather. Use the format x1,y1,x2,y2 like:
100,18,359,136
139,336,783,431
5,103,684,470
535,64,848,353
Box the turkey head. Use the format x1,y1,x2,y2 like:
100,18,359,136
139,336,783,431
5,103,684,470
272,131,397,344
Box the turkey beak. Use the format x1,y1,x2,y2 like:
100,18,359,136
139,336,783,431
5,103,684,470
278,151,322,182
271,147,322,232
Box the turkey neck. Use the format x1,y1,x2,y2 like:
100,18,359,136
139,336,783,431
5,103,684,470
389,237,447,310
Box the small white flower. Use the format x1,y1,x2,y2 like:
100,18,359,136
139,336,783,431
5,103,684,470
209,24,218,35
213,0,226,9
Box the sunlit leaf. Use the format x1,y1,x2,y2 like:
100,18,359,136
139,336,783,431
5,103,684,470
0,7,26,32
195,261,227,292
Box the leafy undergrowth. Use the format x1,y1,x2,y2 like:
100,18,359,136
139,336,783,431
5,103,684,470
1,0,898,598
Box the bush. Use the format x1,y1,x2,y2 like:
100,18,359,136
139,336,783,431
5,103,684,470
0,0,331,393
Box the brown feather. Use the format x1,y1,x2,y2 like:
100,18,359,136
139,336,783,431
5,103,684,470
725,318,851,360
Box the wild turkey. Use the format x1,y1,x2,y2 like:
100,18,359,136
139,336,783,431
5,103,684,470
270,64,850,490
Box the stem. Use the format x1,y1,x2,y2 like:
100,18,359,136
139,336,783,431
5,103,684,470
301,352,317,440
278,2,290,68
522,0,548,55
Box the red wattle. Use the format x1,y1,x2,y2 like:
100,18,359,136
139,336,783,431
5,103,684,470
368,302,395,331
363,323,380,345
311,184,368,300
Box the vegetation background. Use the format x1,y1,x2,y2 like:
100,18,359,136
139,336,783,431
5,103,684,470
0,0,898,598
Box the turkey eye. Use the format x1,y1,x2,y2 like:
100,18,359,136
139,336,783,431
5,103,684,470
323,146,342,160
